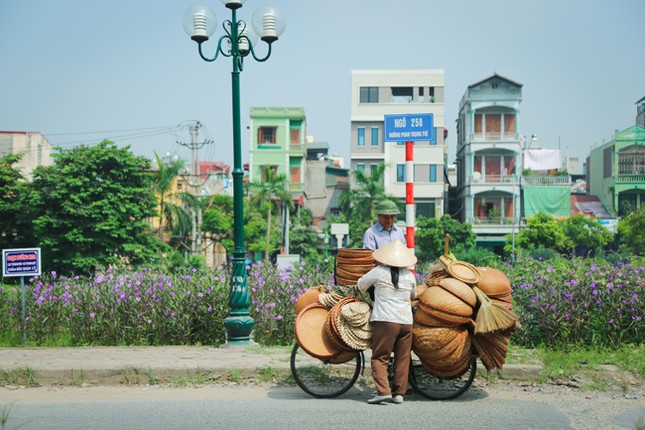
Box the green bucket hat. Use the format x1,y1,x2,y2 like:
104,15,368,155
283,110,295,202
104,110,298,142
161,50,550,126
375,200,401,215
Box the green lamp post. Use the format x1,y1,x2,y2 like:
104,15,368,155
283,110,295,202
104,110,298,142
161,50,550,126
183,0,286,345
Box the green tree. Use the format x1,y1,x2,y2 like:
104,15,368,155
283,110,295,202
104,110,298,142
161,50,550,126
247,167,293,261
0,153,35,250
415,215,477,262
504,212,567,255
27,140,167,275
559,214,613,257
150,151,190,239
617,207,645,256
202,194,234,251
289,207,321,261
338,163,397,247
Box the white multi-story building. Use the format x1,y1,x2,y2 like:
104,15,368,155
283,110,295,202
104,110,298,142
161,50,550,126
350,69,447,219
454,74,522,250
0,131,54,180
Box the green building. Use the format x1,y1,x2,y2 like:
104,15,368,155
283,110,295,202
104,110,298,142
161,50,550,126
587,125,645,217
249,107,306,199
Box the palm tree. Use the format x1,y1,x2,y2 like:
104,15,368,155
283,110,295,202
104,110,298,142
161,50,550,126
339,162,390,225
247,167,294,261
150,151,190,240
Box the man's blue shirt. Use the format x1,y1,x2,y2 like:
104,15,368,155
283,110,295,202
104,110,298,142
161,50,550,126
363,222,407,250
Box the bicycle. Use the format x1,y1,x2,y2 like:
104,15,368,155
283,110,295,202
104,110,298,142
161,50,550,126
290,342,477,400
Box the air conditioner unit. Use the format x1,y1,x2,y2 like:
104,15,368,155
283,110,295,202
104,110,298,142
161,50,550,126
473,171,482,182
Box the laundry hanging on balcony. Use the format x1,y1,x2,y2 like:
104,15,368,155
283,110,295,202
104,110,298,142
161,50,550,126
523,149,562,171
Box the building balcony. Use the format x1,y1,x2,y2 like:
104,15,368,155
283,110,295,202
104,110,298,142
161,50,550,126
617,174,645,183
521,176,571,185
471,216,515,225
289,182,304,193
470,132,519,142
469,174,518,185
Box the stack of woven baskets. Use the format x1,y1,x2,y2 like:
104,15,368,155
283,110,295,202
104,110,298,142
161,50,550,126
293,286,373,363
412,240,519,376
334,248,375,286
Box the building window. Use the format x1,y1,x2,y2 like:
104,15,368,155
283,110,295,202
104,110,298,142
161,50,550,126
504,114,516,134
618,145,645,175
430,164,437,182
357,164,365,173
258,127,277,144
290,166,301,183
416,202,436,219
370,163,378,175
358,128,365,146
397,164,405,182
371,127,379,146
391,87,413,103
360,87,378,103
289,120,301,144
603,147,613,178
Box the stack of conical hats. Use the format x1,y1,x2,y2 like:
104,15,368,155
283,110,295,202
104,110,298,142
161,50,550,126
412,235,519,375
335,248,375,286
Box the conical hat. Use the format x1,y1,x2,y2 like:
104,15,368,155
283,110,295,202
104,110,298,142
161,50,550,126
372,240,417,268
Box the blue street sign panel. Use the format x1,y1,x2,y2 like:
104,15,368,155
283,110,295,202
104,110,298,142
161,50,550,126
384,113,434,142
2,248,42,277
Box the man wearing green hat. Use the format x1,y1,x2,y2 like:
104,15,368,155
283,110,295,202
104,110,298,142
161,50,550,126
363,200,407,250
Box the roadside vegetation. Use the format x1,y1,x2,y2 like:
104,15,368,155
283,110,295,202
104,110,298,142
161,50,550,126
0,146,643,382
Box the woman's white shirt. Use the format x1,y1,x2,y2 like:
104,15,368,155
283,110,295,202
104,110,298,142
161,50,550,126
357,265,416,325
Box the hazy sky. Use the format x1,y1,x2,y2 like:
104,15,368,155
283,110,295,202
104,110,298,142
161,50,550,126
1,0,643,173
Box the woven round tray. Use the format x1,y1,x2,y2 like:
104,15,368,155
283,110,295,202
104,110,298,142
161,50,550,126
419,286,474,317
417,302,472,324
337,263,374,274
438,277,477,307
477,267,512,296
337,248,374,258
335,274,358,286
335,266,363,281
336,255,375,265
327,349,358,364
441,260,481,285
294,303,344,360
413,307,462,327
295,286,324,315
327,297,359,351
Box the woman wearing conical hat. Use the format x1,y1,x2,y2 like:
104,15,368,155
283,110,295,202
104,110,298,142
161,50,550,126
357,239,417,405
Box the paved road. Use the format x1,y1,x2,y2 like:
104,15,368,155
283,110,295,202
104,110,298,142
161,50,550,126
2,385,644,430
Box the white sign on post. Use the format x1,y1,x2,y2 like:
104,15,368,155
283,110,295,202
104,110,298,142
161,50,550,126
2,248,42,277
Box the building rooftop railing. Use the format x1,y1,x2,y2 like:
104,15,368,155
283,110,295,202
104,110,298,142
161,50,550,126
617,174,645,183
521,175,571,185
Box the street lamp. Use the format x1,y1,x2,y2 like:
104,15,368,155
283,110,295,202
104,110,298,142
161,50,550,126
183,0,286,345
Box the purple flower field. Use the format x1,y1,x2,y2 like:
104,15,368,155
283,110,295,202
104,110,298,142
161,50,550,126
0,256,642,348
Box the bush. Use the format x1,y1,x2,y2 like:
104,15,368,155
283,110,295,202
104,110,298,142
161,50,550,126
494,255,643,348
1,255,641,349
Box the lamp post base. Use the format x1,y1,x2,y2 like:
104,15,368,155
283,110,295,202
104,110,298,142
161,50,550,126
224,314,255,345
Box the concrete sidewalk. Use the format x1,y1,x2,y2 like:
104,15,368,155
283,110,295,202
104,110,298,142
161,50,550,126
0,346,542,387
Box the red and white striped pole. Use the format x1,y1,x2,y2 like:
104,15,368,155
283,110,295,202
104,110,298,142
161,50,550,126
405,141,415,250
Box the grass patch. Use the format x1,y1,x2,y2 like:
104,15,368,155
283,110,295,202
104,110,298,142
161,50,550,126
0,367,34,386
168,369,220,387
540,344,644,379
256,366,289,384
227,369,243,384
1,402,15,430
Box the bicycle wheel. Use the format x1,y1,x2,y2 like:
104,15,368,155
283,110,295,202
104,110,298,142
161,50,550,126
408,355,477,400
290,343,363,398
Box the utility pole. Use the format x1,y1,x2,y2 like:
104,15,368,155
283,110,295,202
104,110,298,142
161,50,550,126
177,121,213,257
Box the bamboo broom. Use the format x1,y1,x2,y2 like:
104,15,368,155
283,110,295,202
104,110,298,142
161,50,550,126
472,286,518,334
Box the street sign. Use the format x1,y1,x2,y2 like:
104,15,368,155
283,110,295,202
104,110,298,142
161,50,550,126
384,113,434,142
2,248,42,277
